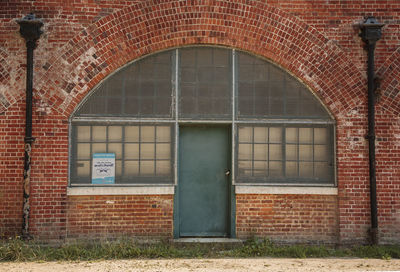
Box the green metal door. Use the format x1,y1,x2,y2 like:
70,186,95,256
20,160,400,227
178,126,230,237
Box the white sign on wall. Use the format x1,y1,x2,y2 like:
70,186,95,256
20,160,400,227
92,153,115,184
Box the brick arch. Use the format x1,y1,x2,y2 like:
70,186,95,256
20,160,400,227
32,0,365,119
376,47,400,116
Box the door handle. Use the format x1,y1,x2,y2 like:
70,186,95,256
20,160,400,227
225,169,231,176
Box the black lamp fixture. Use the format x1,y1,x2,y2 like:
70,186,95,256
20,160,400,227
359,16,384,245
17,13,43,239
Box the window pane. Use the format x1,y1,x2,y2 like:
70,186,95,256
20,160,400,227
285,144,297,160
269,127,282,143
92,143,106,153
77,126,90,141
141,143,155,160
77,143,90,159
239,127,252,142
157,161,171,176
76,160,90,177
238,144,252,160
238,160,252,176
108,143,122,159
299,162,313,177
156,144,171,160
286,161,298,177
299,145,313,161
269,144,282,160
269,161,283,177
299,128,313,144
179,47,231,118
314,128,328,144
108,126,122,141
253,161,267,177
254,144,268,160
125,161,139,176
125,126,139,142
254,127,268,142
92,126,106,142
285,127,297,143
141,161,155,175
156,126,171,142
125,144,139,159
314,145,328,161
141,126,155,142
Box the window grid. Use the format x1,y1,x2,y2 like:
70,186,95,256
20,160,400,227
71,47,334,186
237,124,332,184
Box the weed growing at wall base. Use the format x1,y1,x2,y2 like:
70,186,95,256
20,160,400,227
0,237,400,262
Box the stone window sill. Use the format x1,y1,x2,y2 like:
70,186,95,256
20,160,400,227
67,186,175,196
235,185,337,195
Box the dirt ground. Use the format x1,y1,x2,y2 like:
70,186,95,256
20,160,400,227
1,258,399,272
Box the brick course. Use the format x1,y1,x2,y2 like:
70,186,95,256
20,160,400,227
0,0,399,244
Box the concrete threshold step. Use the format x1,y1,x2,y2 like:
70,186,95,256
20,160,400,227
174,238,243,243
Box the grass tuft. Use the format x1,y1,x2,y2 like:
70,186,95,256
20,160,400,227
1,237,399,262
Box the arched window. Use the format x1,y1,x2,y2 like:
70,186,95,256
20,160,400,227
70,47,334,186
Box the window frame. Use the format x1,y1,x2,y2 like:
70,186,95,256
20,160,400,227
69,47,336,187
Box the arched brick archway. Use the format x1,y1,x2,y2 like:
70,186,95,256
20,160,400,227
6,0,380,242
30,0,365,120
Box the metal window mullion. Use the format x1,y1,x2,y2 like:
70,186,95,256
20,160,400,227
154,125,157,176
251,126,255,177
121,126,126,180
282,126,286,178
232,49,236,185
297,127,300,177
174,49,179,186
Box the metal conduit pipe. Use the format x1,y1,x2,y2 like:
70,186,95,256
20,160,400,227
17,13,43,239
359,17,384,245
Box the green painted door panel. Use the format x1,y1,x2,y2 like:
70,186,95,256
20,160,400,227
179,126,230,237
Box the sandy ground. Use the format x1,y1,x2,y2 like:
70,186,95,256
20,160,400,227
0,258,400,272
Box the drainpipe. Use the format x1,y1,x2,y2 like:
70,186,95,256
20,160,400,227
17,13,43,239
359,17,384,245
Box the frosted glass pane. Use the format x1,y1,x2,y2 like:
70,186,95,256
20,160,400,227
238,160,252,176
125,161,139,176
299,162,313,176
125,126,139,142
92,126,106,141
314,128,328,144
156,126,170,142
77,160,90,177
77,126,90,141
254,144,267,160
238,144,252,160
286,161,298,177
238,127,252,142
141,126,155,142
115,160,122,176
286,127,297,143
125,144,139,159
269,127,282,143
269,144,282,160
140,161,155,175
156,161,171,175
285,144,297,160
299,128,312,143
315,162,330,179
108,143,122,159
253,161,267,177
141,143,155,159
299,145,313,161
254,127,268,142
77,143,90,159
156,143,170,160
314,145,328,161
108,126,122,141
92,143,106,154
269,161,283,177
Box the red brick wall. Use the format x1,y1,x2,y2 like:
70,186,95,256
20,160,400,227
0,0,399,244
67,195,173,240
236,194,338,244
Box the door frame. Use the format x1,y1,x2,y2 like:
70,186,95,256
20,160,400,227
173,124,236,238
